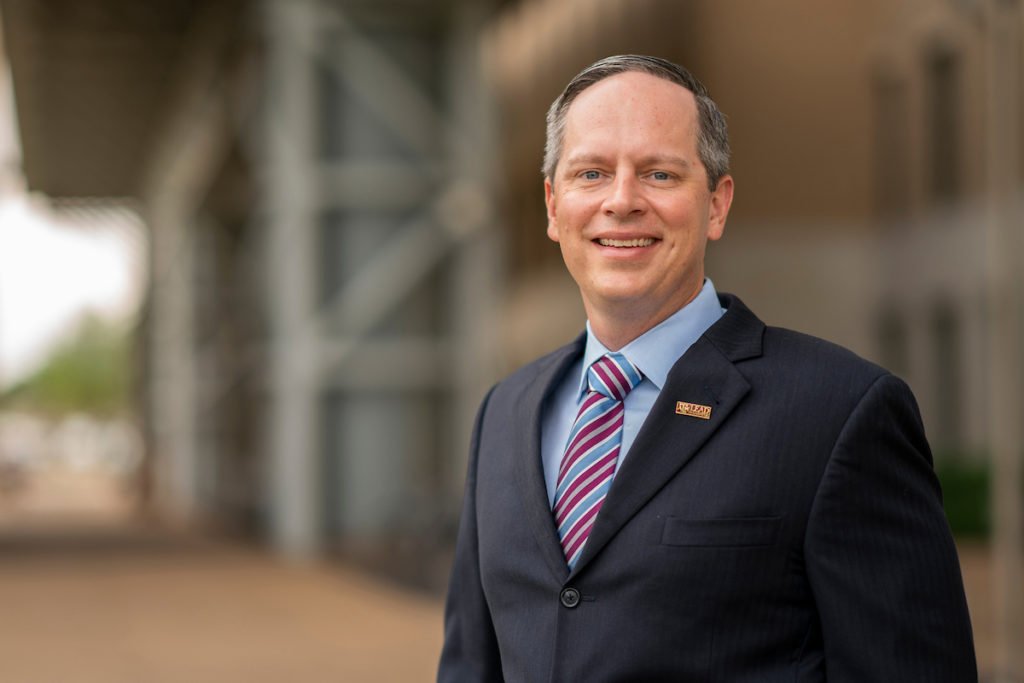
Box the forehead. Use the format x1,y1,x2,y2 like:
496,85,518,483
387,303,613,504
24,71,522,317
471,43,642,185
562,71,699,150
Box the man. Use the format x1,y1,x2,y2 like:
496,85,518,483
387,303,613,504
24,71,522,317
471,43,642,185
439,55,976,682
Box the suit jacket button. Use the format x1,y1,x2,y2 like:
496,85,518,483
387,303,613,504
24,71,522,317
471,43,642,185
560,587,581,608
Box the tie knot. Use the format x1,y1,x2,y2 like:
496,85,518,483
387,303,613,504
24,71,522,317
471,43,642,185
587,352,643,401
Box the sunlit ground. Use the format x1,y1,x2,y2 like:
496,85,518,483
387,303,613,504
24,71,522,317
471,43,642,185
0,463,443,683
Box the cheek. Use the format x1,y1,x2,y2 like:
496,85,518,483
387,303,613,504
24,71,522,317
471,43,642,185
659,213,704,247
560,240,586,269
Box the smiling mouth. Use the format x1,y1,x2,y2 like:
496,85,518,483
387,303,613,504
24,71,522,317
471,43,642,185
596,238,656,248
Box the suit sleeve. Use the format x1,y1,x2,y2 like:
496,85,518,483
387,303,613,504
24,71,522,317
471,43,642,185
805,373,977,682
437,386,503,682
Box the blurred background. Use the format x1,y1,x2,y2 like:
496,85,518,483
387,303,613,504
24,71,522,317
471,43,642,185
0,0,1021,680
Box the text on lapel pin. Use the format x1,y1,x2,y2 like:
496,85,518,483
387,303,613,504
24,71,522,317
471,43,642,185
675,401,712,420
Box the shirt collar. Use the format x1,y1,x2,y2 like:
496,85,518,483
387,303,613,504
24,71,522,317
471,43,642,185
577,279,724,399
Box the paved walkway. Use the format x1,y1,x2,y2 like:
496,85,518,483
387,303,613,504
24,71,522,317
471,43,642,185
0,521,443,683
0,466,443,683
0,464,1001,682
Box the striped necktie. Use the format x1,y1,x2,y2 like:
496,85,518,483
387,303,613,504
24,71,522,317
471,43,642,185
553,352,643,568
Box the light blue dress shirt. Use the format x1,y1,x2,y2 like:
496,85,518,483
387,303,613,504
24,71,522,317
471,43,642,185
540,279,725,505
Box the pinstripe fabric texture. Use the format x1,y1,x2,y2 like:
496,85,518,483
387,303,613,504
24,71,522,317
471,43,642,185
553,352,642,568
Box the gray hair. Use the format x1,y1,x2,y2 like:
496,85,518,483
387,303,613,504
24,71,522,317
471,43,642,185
543,55,730,191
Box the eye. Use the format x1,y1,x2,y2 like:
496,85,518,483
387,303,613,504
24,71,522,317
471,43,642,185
650,171,672,181
581,170,601,181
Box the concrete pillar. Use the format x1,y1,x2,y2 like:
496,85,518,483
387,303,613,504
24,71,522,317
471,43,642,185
147,202,199,520
444,0,503,505
262,0,320,559
142,48,232,523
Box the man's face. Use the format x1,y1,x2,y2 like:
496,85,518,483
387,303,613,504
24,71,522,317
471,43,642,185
545,71,733,331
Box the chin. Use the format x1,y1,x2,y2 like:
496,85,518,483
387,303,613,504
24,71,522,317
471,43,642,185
591,274,652,297
590,286,652,308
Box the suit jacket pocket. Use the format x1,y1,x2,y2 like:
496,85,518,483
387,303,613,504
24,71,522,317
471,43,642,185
661,516,782,547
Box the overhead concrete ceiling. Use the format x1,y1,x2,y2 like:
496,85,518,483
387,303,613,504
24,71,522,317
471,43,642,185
0,0,206,198
1,0,511,200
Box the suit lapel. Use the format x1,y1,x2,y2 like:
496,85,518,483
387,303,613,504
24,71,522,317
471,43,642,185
570,294,764,576
512,336,584,583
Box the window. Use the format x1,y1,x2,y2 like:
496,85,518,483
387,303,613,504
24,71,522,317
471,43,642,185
924,46,962,203
872,74,912,218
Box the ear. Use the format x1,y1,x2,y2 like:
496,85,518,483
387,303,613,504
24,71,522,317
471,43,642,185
544,177,560,243
706,174,734,242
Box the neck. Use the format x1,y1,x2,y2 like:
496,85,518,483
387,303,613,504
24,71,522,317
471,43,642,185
584,284,703,352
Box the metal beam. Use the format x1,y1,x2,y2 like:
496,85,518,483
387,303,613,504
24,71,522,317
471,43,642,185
318,337,448,390
314,5,446,159
314,159,441,211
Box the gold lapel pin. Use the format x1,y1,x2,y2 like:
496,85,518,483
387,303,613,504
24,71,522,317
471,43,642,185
676,401,712,420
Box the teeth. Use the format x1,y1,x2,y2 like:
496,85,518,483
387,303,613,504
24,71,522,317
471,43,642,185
597,238,655,248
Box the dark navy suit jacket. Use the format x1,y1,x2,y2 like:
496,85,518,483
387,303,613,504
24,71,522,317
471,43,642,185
439,294,976,682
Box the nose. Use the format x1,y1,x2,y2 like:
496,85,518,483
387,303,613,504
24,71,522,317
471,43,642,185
601,173,646,218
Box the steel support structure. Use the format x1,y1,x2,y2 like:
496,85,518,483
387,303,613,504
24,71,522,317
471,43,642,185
261,0,499,560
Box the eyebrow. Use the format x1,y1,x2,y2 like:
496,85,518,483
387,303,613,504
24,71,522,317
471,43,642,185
562,152,694,169
560,153,609,169
635,154,693,168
